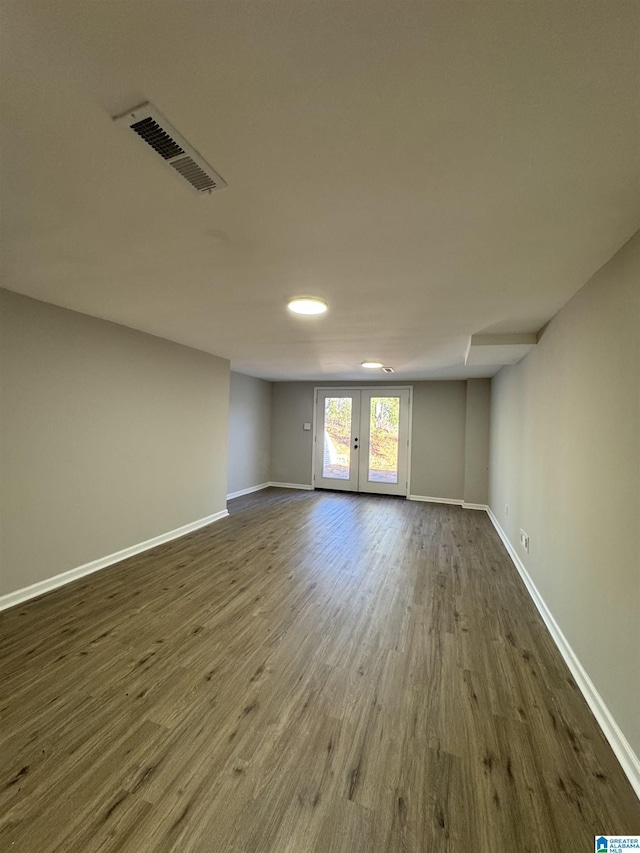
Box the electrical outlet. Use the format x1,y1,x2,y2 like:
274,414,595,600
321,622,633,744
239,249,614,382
505,504,509,516
520,529,529,553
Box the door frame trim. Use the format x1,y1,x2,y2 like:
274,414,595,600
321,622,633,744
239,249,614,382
311,386,413,496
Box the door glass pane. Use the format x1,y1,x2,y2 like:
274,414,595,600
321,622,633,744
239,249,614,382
368,397,400,483
323,397,352,480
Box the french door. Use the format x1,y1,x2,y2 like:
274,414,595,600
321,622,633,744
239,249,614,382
313,388,411,496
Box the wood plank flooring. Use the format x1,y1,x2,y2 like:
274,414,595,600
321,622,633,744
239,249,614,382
1,488,638,852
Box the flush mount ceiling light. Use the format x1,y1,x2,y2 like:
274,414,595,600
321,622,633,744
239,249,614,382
361,361,383,369
287,297,328,316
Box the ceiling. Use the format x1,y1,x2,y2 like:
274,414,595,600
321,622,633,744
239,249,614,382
1,1,638,381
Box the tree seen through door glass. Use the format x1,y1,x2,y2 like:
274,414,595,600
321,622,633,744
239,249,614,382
368,397,400,483
323,397,352,479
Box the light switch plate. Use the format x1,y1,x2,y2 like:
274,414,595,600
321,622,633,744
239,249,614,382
303,422,311,430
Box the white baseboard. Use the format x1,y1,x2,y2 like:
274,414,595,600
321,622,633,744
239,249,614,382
269,482,313,491
227,482,314,500
487,507,640,801
408,494,464,506
230,488,485,509
0,509,229,613
226,482,270,501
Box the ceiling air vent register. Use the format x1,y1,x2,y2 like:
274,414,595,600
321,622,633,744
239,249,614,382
114,103,227,194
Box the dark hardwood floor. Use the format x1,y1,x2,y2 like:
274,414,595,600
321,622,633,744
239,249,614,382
1,488,638,852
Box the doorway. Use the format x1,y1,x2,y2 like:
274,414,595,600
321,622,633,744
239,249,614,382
312,387,412,496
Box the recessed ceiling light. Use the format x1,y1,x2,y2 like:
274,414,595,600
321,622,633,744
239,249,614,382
361,361,383,369
287,297,328,316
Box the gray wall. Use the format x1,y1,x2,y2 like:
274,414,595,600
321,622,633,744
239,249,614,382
410,381,467,499
271,382,316,486
0,289,230,596
489,232,640,757
464,379,491,505
271,379,490,502
227,372,272,496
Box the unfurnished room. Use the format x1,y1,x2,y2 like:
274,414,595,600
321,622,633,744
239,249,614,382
0,2,639,852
